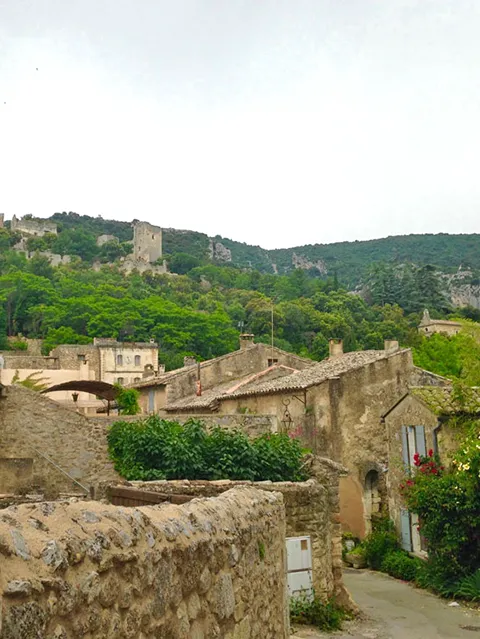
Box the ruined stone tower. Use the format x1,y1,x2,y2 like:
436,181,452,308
133,221,162,263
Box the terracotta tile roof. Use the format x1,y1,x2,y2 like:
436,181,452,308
410,386,480,415
166,349,408,411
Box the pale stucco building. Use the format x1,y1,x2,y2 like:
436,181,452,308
418,309,462,336
0,337,159,414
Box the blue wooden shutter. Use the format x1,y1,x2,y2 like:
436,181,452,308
400,509,413,551
415,425,427,457
148,390,155,412
401,426,410,469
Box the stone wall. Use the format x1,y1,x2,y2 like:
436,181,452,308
164,344,311,406
127,456,349,606
0,487,288,638
0,385,119,497
0,458,33,493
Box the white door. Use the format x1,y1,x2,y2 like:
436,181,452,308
286,536,313,599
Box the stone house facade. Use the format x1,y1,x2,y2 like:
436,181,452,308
0,338,159,413
132,337,313,416
382,385,479,554
152,340,412,538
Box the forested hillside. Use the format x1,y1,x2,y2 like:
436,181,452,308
1,213,479,383
13,212,480,288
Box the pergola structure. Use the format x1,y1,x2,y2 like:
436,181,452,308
41,380,119,415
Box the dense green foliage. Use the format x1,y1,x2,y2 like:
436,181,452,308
290,594,350,631
114,385,140,415
107,417,309,482
1,213,479,383
412,329,480,386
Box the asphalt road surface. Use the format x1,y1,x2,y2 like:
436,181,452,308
291,569,480,639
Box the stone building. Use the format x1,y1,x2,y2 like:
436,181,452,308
10,214,57,236
121,220,167,274
131,335,313,415
0,213,4,228
382,384,479,554
133,337,417,538
418,309,462,336
0,338,159,413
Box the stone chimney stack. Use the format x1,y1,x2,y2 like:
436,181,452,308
384,340,399,354
329,339,343,358
239,334,255,350
184,356,197,367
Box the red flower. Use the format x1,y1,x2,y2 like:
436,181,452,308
428,449,434,457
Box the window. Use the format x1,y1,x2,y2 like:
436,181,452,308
116,354,123,366
134,355,141,366
116,377,124,385
401,425,427,553
77,354,86,362
267,358,278,367
134,377,141,383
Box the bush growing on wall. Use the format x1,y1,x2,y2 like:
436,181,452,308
107,416,309,482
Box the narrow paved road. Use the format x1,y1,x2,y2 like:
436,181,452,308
292,569,480,639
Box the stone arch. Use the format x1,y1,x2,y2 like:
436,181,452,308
360,462,385,535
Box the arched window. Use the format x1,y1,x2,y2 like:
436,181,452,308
134,355,141,366
116,354,123,366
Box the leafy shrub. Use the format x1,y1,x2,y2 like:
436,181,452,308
361,518,399,570
114,385,140,415
107,417,309,482
402,422,480,584
455,569,480,601
9,339,28,351
290,593,349,631
381,551,421,582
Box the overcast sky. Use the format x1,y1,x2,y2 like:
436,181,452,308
1,1,479,249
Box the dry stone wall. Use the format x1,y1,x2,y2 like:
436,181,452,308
0,487,288,639
128,456,350,606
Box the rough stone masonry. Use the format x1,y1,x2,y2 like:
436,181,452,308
0,487,288,639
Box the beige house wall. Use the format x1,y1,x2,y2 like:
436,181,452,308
212,350,413,538
0,488,288,638
419,322,461,337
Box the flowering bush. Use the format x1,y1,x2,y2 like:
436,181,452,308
401,423,480,585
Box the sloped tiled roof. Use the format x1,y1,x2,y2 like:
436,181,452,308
166,349,407,411
166,364,299,411
410,386,480,416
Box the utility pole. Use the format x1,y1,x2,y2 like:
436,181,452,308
271,305,274,362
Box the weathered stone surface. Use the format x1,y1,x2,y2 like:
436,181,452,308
0,488,288,638
42,540,68,571
211,573,235,619
2,602,47,639
10,529,30,560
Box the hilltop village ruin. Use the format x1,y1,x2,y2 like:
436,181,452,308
0,214,477,636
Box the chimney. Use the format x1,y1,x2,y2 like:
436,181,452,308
142,364,155,379
384,340,399,354
184,356,197,367
329,339,343,358
239,333,255,350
